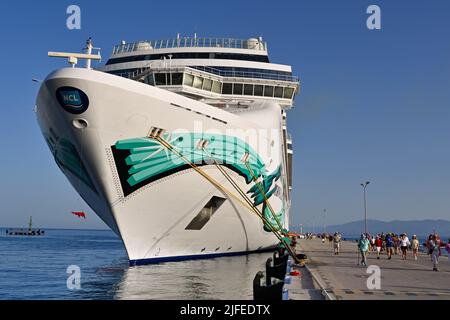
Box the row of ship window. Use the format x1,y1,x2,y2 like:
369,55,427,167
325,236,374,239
105,52,270,65
143,72,295,99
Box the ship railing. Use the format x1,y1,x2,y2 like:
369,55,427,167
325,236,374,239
189,66,299,82
118,65,299,84
112,37,268,55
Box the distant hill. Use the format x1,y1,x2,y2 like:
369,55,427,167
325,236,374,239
326,219,450,238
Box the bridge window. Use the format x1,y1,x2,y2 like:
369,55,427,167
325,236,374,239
203,78,213,91
254,85,263,96
144,74,155,86
155,73,167,85
264,85,273,97
274,86,283,98
222,83,233,94
212,81,221,93
183,73,194,86
283,87,294,99
171,73,183,85
233,83,243,95
244,84,253,95
193,76,203,89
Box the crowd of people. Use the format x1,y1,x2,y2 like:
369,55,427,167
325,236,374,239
356,232,450,271
313,231,450,271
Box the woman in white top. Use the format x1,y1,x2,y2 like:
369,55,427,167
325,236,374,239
400,234,410,260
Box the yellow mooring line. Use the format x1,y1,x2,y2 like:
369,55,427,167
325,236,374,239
199,146,297,261
244,160,284,231
201,146,283,233
148,132,299,263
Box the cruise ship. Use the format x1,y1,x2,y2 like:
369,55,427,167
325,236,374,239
36,36,298,265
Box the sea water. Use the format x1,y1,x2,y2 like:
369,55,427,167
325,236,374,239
0,228,273,300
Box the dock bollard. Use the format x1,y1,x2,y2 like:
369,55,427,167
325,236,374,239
273,251,289,266
253,270,285,300
266,257,288,283
253,271,265,300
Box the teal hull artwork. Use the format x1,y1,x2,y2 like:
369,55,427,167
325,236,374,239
112,132,285,231
44,130,97,194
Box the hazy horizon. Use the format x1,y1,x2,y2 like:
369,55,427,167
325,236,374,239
3,218,450,232
1,0,449,229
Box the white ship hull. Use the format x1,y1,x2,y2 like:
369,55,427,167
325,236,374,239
36,68,290,265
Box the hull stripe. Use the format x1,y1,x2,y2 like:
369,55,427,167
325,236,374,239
129,246,276,266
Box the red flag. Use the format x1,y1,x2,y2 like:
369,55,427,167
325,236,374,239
71,211,86,219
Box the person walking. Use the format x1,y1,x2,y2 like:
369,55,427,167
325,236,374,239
333,232,341,255
426,234,433,261
411,235,419,260
381,232,386,253
358,234,370,266
385,233,394,260
400,233,410,260
375,235,382,259
429,234,441,271
394,234,400,255
446,239,450,263
370,236,376,253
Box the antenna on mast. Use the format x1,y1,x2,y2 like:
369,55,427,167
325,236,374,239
48,38,101,68
84,37,101,69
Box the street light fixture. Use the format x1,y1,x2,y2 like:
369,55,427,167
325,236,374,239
360,181,370,235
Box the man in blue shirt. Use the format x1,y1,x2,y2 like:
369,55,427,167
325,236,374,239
385,233,394,260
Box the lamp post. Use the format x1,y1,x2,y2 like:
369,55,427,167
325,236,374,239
323,209,327,234
361,181,370,236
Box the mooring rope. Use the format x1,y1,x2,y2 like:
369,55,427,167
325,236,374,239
150,134,299,263
244,161,284,231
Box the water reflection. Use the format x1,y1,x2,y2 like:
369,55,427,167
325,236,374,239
113,252,273,300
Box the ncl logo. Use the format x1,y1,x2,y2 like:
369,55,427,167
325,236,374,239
61,91,82,107
56,87,89,114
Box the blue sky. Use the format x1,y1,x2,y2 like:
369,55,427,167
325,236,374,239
0,0,449,230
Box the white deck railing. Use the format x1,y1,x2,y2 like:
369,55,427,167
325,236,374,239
112,37,268,55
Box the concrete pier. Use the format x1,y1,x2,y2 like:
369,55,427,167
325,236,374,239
294,239,450,300
284,264,324,300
